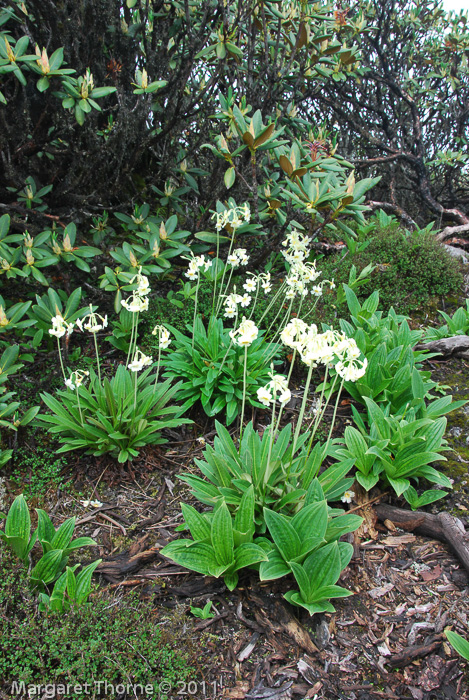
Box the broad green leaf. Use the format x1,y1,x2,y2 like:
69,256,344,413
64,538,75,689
5,494,30,543
264,508,300,562
284,590,336,615
51,517,76,550
291,501,328,543
356,472,379,491
303,541,342,591
211,502,234,566
161,540,217,576
290,561,313,602
181,503,211,541
259,549,292,581
36,509,56,547
75,559,102,604
234,543,268,571
224,167,235,189
31,549,65,586
233,485,255,539
446,630,469,661
325,514,362,541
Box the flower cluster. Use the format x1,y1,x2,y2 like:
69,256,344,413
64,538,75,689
49,315,74,338
260,272,272,295
285,261,335,300
280,231,336,299
229,318,259,347
121,294,149,313
280,318,309,348
76,306,108,333
213,204,250,232
151,324,171,349
185,254,212,280
281,229,311,265
226,248,249,267
335,358,368,382
223,290,251,317
128,348,153,372
64,369,89,390
281,319,367,381
257,372,291,407
121,267,150,313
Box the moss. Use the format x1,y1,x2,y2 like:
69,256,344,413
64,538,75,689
0,547,201,696
318,227,464,316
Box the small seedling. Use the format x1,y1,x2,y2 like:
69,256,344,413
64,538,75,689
190,600,215,620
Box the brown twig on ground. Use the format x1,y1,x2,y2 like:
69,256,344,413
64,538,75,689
385,635,444,668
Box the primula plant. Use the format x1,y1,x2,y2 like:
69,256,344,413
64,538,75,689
332,398,454,504
424,299,469,341
0,494,100,613
163,308,366,613
38,269,191,462
161,211,338,425
164,315,278,425
323,287,466,505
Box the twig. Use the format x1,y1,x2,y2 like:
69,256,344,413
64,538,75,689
347,492,389,514
99,512,127,535
194,612,230,631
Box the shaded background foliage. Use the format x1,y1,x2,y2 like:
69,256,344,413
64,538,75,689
0,0,358,227
0,0,468,238
312,0,469,229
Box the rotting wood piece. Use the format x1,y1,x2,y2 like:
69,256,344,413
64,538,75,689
96,536,165,579
375,504,469,574
385,636,443,668
414,335,469,359
246,591,319,655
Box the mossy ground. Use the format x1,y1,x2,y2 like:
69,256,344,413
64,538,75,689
0,547,204,699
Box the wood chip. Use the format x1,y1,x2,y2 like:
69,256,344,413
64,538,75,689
245,680,293,699
237,632,260,662
369,583,395,598
222,681,251,698
420,565,442,582
382,534,417,546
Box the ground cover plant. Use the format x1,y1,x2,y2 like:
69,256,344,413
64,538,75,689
1,0,469,696
0,548,198,695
